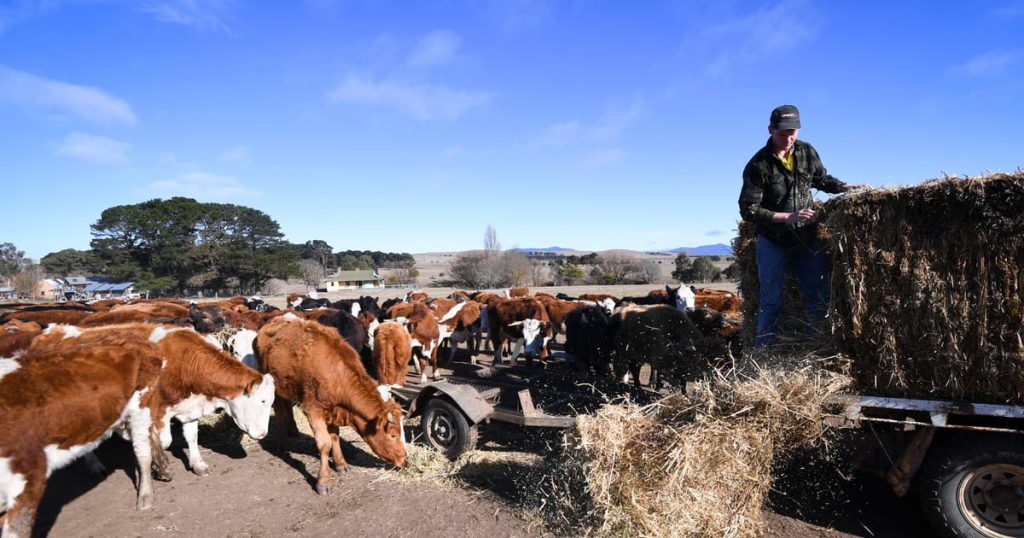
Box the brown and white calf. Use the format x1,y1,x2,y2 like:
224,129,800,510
435,300,483,364
254,317,407,495
1,333,164,538
487,297,553,366
534,295,586,345
371,321,412,386
399,302,441,383
34,324,275,478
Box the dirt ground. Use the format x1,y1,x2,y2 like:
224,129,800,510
26,283,936,537
35,415,936,538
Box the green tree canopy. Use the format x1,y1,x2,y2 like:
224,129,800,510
89,198,297,294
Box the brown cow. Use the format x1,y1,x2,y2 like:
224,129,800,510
371,321,412,386
487,297,552,366
435,300,483,364
578,293,620,305
427,297,456,318
32,323,275,477
0,320,42,357
507,287,529,298
400,302,441,384
254,317,407,495
0,333,164,537
405,290,429,302
0,307,93,327
534,295,585,346
693,287,742,316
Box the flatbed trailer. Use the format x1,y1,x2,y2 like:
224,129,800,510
825,394,1024,538
388,356,617,459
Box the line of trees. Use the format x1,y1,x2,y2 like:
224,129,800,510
27,197,416,296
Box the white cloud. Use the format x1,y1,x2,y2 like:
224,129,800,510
705,229,724,237
146,171,257,200
328,75,490,120
0,65,137,125
578,147,625,168
57,132,131,164
217,145,251,163
138,0,234,32
407,30,461,69
534,97,645,147
684,0,821,76
949,50,1021,78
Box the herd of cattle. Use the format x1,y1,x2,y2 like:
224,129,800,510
0,284,741,537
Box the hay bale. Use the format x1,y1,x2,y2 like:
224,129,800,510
533,365,849,537
823,172,1024,402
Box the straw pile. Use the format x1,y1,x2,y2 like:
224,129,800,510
529,365,849,537
822,172,1024,402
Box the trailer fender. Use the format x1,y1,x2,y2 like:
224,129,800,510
408,381,493,425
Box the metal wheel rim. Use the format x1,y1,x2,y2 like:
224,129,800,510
958,463,1024,537
428,410,456,448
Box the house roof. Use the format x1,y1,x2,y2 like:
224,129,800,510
67,275,112,285
84,282,134,292
321,269,381,283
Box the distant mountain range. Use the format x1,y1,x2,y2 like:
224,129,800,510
514,244,733,256
659,243,733,256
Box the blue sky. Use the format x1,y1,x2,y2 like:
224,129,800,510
2,0,1022,261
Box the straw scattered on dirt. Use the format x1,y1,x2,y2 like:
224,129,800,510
519,360,850,537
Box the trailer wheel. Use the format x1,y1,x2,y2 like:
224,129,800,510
919,436,1024,538
421,398,478,460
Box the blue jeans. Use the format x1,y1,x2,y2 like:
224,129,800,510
755,234,830,347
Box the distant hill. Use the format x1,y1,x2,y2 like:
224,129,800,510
514,246,573,253
656,243,733,256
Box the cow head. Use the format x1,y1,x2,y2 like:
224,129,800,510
598,297,616,315
222,373,276,440
670,284,696,311
508,318,550,358
359,400,408,468
190,304,229,333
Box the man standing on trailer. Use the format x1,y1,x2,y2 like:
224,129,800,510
738,104,859,347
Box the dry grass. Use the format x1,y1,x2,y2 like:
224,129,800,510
522,358,850,537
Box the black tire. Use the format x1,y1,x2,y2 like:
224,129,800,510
919,434,1024,538
420,398,478,460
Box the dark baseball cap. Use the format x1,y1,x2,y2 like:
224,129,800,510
770,104,801,130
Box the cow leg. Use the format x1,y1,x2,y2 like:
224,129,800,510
272,399,295,452
149,427,173,482
128,409,156,510
303,407,336,495
1,459,45,538
327,423,347,470
430,343,441,380
631,363,642,389
182,420,210,477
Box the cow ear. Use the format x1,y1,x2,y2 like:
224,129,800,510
243,377,260,396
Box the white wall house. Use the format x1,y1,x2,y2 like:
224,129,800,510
318,269,384,292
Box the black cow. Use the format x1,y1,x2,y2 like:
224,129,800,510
378,297,404,318
295,297,331,310
564,305,614,377
611,304,704,390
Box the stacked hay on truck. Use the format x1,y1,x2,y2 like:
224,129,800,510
737,172,1024,402
823,172,1024,402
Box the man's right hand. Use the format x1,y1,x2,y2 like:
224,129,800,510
775,208,816,224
